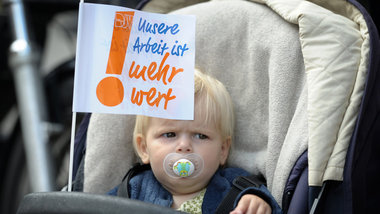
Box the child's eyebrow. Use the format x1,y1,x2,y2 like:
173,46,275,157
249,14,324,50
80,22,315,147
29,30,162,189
153,125,178,134
190,127,216,135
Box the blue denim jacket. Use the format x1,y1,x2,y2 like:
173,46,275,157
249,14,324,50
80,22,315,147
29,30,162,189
109,167,282,214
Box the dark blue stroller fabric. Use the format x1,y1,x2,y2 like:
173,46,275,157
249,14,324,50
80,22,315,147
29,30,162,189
344,0,380,213
72,113,91,180
282,151,308,214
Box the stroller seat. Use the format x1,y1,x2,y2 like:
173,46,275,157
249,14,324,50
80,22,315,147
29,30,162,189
83,0,371,212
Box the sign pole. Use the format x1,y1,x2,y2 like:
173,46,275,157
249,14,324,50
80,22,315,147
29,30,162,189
68,112,77,192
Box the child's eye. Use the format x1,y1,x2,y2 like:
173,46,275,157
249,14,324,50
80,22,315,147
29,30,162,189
163,132,176,138
195,133,208,140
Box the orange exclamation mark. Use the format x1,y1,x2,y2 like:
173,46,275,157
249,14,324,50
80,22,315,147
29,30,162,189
96,11,135,107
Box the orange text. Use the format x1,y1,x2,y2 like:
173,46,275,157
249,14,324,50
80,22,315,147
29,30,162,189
131,87,175,110
128,52,183,85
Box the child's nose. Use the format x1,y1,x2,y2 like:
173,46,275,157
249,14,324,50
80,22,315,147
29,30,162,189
176,137,193,153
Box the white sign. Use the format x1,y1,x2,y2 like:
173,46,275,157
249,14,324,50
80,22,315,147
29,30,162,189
73,2,195,120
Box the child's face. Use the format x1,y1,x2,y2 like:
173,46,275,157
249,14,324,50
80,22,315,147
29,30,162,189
136,108,231,195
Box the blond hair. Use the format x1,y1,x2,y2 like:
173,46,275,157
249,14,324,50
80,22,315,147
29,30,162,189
133,69,235,152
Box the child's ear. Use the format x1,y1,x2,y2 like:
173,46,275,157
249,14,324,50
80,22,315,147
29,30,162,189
136,134,150,164
220,136,231,165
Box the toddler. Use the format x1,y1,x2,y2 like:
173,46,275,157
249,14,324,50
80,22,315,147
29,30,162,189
109,69,281,214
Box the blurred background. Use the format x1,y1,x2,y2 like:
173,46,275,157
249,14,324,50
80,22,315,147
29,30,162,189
0,1,79,214
0,0,378,213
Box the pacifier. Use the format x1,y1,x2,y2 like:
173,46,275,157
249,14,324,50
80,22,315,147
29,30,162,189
163,153,204,178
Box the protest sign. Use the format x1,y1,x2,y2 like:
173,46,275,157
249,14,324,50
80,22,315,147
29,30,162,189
73,2,195,120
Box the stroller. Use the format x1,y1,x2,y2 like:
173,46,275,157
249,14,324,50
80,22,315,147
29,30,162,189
16,0,380,213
